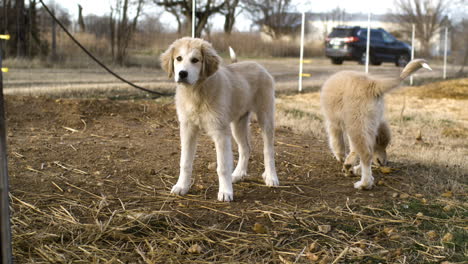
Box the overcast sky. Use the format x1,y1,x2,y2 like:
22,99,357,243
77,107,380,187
53,0,465,31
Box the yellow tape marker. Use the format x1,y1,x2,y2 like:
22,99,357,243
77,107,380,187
0,34,10,40
302,60,312,63
1,68,8,73
300,73,311,77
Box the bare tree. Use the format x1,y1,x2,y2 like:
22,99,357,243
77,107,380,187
242,0,300,39
78,4,85,32
139,14,165,34
163,4,184,34
221,0,241,34
16,0,27,57
154,0,225,37
50,7,57,61
110,0,144,65
389,0,449,56
85,14,111,38
453,18,467,75
320,7,349,40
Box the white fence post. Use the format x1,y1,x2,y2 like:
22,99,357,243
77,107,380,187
410,23,415,85
192,0,195,38
365,11,371,73
443,26,448,79
298,11,305,92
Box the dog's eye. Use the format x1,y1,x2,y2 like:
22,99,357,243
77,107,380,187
176,56,182,61
191,58,199,63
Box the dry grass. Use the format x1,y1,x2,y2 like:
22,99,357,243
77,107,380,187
402,78,468,100
207,32,323,58
5,31,324,69
12,185,466,263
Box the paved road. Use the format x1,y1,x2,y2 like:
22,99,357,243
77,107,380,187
3,58,453,96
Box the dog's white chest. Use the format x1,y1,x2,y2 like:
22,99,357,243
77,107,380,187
176,92,220,129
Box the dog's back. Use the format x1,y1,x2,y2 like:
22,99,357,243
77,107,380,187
320,71,382,125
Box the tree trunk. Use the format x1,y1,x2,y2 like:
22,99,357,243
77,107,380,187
78,4,86,32
457,48,468,76
50,8,57,62
224,15,235,34
110,8,115,59
223,0,240,35
16,0,27,57
28,0,42,57
116,0,129,65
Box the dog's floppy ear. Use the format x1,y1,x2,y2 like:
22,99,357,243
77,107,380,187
160,44,174,78
201,41,221,79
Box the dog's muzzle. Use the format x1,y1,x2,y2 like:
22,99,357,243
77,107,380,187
177,70,189,83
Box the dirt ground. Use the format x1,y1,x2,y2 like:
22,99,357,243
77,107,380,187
6,94,466,263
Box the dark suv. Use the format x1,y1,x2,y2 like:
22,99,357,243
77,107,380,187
325,26,411,67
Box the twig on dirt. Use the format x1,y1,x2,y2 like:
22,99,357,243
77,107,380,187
276,141,304,148
198,205,241,218
62,126,79,133
331,246,349,264
64,181,102,199
51,181,64,192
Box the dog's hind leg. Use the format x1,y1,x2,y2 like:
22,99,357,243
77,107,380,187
348,132,374,190
171,122,199,196
211,128,234,202
257,110,279,187
231,112,251,183
325,120,345,162
343,136,359,176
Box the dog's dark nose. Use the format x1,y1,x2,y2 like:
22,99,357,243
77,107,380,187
179,71,188,79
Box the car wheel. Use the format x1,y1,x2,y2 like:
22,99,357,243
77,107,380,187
331,58,343,65
396,54,409,67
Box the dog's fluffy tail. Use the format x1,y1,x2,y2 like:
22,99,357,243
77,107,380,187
229,46,238,63
372,59,432,96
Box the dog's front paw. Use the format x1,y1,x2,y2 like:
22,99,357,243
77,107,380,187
354,177,374,190
262,171,279,187
218,191,233,202
171,184,190,196
232,168,248,183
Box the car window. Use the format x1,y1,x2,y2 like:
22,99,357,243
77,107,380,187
357,29,384,41
382,31,396,43
329,28,354,37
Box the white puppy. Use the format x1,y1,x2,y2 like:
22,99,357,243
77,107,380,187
160,37,279,202
320,59,431,190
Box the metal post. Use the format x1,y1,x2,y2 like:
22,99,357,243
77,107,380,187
443,26,448,79
298,11,305,92
365,11,371,73
410,23,415,85
192,0,195,38
0,37,13,264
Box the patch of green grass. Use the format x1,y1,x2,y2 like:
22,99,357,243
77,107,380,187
400,199,451,219
442,228,468,261
401,115,415,122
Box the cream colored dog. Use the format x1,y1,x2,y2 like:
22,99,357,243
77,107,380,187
320,59,432,190
160,37,279,202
